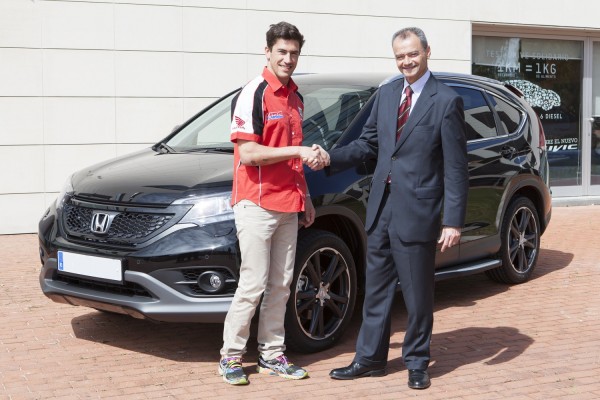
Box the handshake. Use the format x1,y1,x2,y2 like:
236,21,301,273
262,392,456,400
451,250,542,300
301,144,331,171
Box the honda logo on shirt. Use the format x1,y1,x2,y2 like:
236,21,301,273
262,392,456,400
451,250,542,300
90,212,114,234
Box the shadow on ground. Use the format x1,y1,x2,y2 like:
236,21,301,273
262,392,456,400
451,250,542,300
70,248,571,371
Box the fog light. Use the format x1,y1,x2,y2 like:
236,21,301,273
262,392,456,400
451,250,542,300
197,271,226,294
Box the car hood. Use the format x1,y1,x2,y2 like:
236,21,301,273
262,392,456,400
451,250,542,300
71,148,233,205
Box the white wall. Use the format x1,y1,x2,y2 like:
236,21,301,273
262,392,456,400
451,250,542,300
1,0,599,234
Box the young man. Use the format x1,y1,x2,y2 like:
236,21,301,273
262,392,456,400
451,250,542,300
219,21,323,385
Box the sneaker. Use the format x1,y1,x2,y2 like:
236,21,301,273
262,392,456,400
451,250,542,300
218,356,249,385
257,354,308,380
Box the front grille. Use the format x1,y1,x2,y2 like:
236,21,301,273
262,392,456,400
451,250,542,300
64,204,93,233
55,274,153,298
63,202,174,244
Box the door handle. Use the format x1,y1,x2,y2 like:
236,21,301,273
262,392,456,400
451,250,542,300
500,146,516,158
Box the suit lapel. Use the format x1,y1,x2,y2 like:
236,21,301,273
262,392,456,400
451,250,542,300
384,79,404,150
395,76,437,151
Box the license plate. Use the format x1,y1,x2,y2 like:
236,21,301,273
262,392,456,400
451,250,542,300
57,251,123,282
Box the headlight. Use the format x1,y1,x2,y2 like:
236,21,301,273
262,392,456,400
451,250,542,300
55,174,74,208
175,192,234,226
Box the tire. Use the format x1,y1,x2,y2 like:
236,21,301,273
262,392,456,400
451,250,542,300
486,196,541,284
285,229,357,353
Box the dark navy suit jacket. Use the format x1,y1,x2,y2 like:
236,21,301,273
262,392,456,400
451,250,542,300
329,74,469,242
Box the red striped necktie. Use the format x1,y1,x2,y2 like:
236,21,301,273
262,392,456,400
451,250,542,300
387,85,414,184
396,86,413,141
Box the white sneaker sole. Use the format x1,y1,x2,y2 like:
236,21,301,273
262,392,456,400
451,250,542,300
218,365,249,385
257,365,308,380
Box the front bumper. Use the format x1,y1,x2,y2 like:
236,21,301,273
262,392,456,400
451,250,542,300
40,256,233,323
38,202,241,323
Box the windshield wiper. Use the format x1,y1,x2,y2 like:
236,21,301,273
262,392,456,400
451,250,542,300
155,142,175,154
183,147,234,154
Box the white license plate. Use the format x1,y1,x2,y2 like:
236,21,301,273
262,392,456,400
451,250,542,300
58,251,123,282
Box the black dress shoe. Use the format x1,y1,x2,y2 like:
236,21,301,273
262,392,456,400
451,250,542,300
329,362,386,380
407,369,431,389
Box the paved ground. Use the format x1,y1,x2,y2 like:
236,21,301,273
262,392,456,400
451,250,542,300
1,205,600,400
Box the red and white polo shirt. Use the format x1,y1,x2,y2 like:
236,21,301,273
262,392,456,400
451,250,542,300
230,67,307,213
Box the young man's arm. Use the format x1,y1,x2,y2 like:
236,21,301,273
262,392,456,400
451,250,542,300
237,140,323,167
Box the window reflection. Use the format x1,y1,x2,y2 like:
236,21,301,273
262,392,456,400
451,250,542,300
453,86,496,141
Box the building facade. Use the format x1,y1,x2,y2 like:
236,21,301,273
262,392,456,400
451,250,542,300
1,0,599,234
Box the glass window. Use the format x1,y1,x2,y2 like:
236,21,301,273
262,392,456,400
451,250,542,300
490,96,522,134
167,91,238,150
472,35,584,187
166,84,375,152
591,42,600,186
452,86,497,141
301,86,375,150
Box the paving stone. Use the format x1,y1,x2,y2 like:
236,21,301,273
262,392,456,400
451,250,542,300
1,205,599,399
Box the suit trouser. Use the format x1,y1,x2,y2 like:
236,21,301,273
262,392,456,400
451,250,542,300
353,190,436,371
220,199,298,360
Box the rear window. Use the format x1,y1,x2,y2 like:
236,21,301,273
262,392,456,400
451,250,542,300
490,95,522,134
452,86,497,141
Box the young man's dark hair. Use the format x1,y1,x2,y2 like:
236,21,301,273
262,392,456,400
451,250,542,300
266,21,305,51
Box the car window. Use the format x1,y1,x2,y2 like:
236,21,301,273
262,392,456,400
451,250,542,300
489,95,522,134
166,91,238,150
165,84,376,152
301,86,375,150
452,86,497,141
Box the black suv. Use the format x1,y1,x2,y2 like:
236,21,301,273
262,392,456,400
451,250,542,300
38,72,551,353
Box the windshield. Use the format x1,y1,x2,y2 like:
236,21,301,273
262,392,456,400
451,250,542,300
165,82,376,152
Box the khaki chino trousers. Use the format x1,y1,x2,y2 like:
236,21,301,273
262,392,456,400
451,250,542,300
220,199,298,360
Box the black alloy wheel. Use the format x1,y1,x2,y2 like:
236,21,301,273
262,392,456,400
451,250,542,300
487,196,541,284
285,229,357,353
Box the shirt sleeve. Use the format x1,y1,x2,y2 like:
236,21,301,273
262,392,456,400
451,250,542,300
230,79,266,143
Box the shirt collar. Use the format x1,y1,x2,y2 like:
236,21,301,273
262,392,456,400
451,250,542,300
404,69,431,95
262,67,298,93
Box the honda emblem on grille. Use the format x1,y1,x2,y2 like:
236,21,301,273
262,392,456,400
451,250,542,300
90,212,113,234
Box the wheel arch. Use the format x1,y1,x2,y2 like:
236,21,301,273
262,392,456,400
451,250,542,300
310,205,367,289
497,174,550,235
